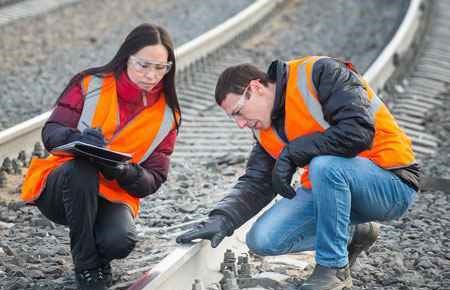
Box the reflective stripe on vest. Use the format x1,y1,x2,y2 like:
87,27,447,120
296,56,330,130
78,75,106,131
21,75,176,217
140,104,174,163
255,56,415,189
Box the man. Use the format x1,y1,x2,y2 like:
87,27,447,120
176,56,420,290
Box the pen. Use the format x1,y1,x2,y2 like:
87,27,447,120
81,121,98,131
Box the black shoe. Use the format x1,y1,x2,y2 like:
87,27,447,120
300,264,352,290
348,222,380,268
100,262,112,287
75,267,108,290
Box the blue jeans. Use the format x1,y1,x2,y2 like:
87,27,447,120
246,156,416,268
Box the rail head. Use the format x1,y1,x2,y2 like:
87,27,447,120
363,0,424,90
0,111,51,160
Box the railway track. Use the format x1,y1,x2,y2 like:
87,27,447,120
1,0,448,289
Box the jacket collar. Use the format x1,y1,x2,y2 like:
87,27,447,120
117,71,163,105
267,60,287,121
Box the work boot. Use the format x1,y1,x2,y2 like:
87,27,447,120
75,267,108,290
348,222,380,268
100,262,112,287
299,264,352,290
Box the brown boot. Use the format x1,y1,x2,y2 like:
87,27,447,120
348,222,380,268
299,264,352,290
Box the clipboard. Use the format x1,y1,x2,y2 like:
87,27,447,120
51,141,132,166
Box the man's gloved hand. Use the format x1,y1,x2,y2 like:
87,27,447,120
98,162,141,183
176,215,234,248
272,147,297,199
79,128,106,147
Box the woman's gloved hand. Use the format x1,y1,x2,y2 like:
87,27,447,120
98,162,141,184
79,128,106,147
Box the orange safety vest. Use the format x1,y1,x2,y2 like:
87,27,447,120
21,74,178,217
255,56,415,189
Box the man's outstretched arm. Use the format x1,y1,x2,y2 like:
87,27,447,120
176,143,276,247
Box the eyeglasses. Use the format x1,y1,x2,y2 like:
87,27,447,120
128,55,172,76
228,85,250,119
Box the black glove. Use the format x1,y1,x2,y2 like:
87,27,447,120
78,128,106,147
98,162,141,183
272,147,297,199
176,215,234,248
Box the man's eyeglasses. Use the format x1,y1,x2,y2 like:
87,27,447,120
129,55,172,76
228,85,250,119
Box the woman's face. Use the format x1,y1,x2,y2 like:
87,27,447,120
127,44,171,92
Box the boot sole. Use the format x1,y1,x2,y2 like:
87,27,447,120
308,279,352,290
329,279,353,290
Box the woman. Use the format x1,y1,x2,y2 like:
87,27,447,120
21,23,181,290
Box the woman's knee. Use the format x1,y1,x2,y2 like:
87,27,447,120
60,159,99,189
65,159,97,178
97,227,137,260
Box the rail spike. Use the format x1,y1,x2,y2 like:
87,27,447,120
17,150,27,167
12,159,22,175
220,270,240,290
32,142,44,158
220,249,237,276
0,171,6,188
192,279,205,290
1,157,12,175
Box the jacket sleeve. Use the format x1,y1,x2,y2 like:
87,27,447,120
118,128,177,198
209,142,277,229
42,83,84,151
286,57,375,168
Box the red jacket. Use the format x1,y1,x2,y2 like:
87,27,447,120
42,71,177,198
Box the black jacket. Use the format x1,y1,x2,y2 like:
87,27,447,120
210,57,420,230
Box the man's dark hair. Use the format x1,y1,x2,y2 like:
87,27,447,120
214,64,271,105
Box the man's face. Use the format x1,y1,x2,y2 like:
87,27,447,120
220,80,273,130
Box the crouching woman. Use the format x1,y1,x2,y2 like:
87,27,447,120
21,23,181,290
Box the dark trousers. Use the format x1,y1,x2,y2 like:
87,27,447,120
35,159,137,271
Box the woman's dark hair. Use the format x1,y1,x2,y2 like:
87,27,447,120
58,23,181,130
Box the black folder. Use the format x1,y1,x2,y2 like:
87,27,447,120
51,141,132,166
